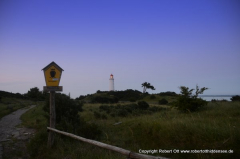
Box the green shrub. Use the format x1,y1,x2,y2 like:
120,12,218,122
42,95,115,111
158,98,168,105
122,104,137,113
26,87,47,101
137,101,149,110
173,85,208,112
174,96,207,112
159,91,177,96
107,89,142,101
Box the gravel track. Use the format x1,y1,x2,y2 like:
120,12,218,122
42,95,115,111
0,105,36,159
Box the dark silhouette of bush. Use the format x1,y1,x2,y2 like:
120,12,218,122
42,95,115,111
159,91,177,96
26,87,47,101
174,96,207,112
43,93,101,139
173,85,208,112
211,99,217,102
0,90,27,99
76,95,86,100
159,98,168,105
77,89,144,103
107,89,142,101
137,101,149,110
231,95,240,101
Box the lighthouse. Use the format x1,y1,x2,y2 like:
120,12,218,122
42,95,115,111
109,74,114,91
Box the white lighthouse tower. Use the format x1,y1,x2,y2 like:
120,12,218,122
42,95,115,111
109,74,114,91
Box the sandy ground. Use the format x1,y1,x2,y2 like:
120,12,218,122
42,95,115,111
0,105,36,159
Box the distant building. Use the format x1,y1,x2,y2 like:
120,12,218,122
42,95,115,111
109,74,114,91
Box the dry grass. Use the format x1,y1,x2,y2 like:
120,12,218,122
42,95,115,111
22,101,240,159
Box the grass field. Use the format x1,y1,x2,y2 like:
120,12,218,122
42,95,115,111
21,100,240,159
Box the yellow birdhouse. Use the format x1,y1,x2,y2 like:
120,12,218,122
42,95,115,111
42,61,64,87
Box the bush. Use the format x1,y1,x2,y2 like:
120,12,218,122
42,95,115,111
26,87,47,101
159,91,177,96
43,93,101,139
76,95,86,100
211,99,217,102
174,96,207,112
107,89,142,101
115,109,129,117
173,85,208,112
231,95,240,101
137,101,149,110
158,98,168,105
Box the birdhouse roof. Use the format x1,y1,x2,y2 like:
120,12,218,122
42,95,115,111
42,61,64,71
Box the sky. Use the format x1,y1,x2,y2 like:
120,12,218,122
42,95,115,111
0,0,240,98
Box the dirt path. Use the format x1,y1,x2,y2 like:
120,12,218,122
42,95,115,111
0,105,36,159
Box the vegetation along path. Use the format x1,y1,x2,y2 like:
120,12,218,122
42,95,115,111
0,105,36,159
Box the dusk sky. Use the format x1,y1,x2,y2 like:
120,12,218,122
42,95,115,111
1,0,240,98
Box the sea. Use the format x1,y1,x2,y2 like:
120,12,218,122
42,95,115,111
198,95,235,101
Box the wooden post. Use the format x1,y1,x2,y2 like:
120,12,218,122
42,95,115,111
48,91,56,147
42,62,63,148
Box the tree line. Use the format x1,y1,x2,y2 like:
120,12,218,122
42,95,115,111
1,83,240,104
